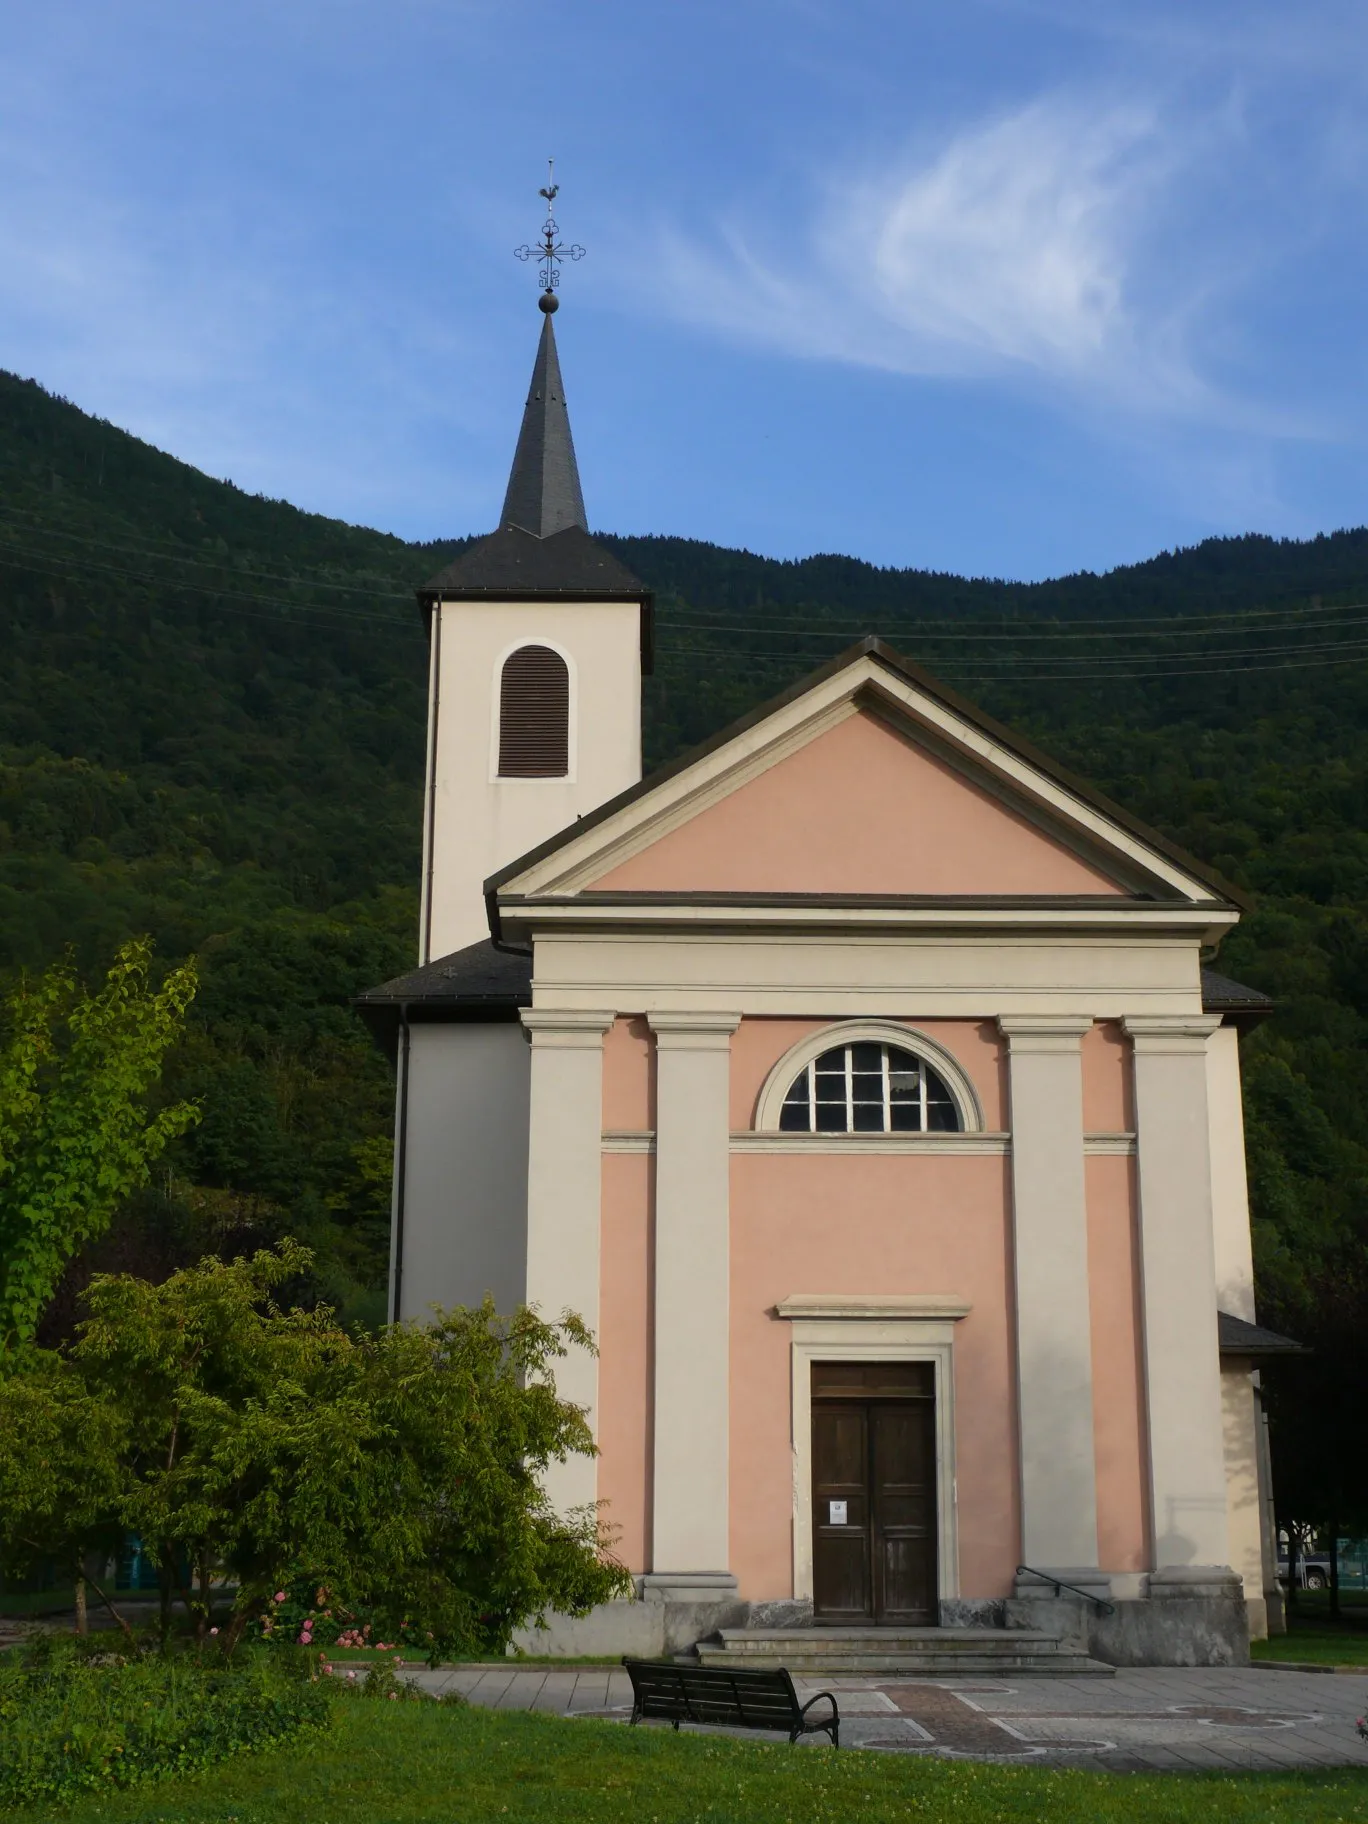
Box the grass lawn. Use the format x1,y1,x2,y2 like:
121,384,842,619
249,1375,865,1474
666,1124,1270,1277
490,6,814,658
1255,1630,1368,1666
1254,1598,1368,1666
12,1695,1368,1824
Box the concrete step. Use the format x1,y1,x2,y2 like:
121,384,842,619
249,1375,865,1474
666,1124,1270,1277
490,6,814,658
696,1626,1114,1677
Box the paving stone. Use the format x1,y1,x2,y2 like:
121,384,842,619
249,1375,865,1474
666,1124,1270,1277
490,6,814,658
400,1661,1368,1769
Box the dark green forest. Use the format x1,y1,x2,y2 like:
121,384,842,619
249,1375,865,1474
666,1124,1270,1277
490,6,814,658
1,367,1366,1395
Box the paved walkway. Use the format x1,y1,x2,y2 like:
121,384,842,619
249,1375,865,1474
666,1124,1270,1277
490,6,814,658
402,1663,1368,1773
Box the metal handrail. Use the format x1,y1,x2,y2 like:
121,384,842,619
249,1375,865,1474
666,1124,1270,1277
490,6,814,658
1015,1564,1116,1616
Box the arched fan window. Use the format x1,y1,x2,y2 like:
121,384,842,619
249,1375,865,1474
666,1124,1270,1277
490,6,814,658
498,644,569,777
779,1042,962,1134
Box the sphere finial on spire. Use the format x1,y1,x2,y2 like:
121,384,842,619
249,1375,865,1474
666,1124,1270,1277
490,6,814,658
515,158,585,304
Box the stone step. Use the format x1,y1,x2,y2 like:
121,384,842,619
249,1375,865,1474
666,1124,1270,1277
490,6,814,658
696,1648,1113,1674
696,1626,1114,1677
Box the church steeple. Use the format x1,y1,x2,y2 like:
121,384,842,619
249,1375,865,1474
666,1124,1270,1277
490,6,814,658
499,305,588,539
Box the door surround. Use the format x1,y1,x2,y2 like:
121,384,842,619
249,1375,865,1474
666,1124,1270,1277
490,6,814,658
776,1295,968,1607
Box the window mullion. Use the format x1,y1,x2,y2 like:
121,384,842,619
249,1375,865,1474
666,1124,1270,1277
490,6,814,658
844,1046,854,1133
919,1059,928,1132
807,1064,816,1133
881,1045,891,1132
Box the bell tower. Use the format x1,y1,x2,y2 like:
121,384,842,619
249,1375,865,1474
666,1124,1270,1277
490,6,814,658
416,195,652,962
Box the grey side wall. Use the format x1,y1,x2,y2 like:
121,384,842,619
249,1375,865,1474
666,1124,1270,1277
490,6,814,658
395,1021,530,1322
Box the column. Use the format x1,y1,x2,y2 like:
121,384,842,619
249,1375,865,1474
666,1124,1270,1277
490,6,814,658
521,1008,614,1518
1123,1016,1233,1578
998,1018,1101,1583
644,1011,741,1599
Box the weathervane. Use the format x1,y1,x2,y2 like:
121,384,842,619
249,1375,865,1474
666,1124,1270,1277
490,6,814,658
515,159,585,312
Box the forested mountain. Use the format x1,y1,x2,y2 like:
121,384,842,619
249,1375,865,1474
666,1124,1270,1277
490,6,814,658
2,368,1366,1341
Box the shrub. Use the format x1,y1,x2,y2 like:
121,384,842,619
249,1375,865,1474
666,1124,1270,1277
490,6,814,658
0,1636,329,1808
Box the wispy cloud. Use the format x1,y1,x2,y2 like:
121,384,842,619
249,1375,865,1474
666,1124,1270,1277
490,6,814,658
645,94,1240,418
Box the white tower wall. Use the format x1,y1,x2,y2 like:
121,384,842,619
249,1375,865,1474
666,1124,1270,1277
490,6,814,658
420,598,643,960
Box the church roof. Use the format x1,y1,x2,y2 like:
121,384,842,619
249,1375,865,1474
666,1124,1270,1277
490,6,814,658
354,938,530,1060
421,308,651,617
1217,1311,1304,1356
423,522,649,601
499,309,585,539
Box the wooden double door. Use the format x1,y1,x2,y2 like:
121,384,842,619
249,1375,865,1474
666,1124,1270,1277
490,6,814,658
811,1362,937,1625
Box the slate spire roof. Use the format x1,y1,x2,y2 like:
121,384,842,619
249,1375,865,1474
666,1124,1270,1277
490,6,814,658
421,303,650,613
500,309,587,539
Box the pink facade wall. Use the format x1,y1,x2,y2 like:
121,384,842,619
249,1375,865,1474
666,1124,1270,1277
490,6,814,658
1082,1020,1132,1132
729,1152,1019,1599
598,1153,652,1572
602,1015,653,1129
596,711,1126,898
595,1011,1151,1593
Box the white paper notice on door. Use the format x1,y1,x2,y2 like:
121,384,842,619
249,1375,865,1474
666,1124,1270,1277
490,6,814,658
828,1500,848,1526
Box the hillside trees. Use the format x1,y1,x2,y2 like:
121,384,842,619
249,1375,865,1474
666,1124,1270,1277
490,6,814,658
0,937,199,1346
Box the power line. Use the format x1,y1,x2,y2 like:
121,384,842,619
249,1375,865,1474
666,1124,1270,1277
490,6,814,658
0,508,416,600
653,639,1368,682
5,502,1368,637
658,602,1368,643
0,537,416,628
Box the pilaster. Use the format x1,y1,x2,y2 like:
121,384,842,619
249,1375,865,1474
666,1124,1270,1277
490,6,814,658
998,1016,1100,1578
521,1007,615,1518
647,1011,741,1589
1123,1015,1231,1573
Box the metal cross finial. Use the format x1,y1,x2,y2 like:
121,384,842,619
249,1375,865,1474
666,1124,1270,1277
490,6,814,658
515,158,585,309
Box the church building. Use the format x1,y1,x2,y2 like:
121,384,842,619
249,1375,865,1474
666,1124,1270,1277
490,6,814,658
360,291,1292,1669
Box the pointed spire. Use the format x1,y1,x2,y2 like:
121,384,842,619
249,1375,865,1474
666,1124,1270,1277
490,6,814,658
499,307,587,540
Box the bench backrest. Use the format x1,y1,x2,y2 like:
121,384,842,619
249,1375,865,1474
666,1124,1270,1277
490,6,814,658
624,1660,800,1730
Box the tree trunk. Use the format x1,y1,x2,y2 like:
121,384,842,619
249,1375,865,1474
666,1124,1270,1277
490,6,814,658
74,1576,87,1636
1329,1522,1341,1625
86,1574,137,1645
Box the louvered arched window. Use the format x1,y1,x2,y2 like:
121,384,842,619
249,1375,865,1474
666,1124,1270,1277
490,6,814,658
498,644,569,778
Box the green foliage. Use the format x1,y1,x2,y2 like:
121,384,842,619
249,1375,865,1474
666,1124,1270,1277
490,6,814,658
0,1244,628,1656
0,937,198,1345
0,1635,329,1808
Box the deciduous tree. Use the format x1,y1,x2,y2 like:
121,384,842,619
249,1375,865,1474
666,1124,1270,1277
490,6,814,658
0,938,199,1346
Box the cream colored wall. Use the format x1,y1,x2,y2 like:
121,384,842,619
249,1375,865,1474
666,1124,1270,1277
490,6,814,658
529,929,1210,1018
1000,1019,1099,1572
522,1008,614,1519
596,710,1126,897
1086,1154,1149,1572
422,600,641,960
1126,1017,1231,1571
1208,1025,1256,1322
1222,1361,1269,1638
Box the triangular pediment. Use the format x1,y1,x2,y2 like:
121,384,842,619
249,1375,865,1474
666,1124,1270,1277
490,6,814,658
490,643,1234,909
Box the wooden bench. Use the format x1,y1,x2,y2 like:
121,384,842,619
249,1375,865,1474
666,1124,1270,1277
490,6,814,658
622,1659,840,1747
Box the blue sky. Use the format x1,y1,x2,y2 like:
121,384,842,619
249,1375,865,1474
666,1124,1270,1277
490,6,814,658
1,0,1366,580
